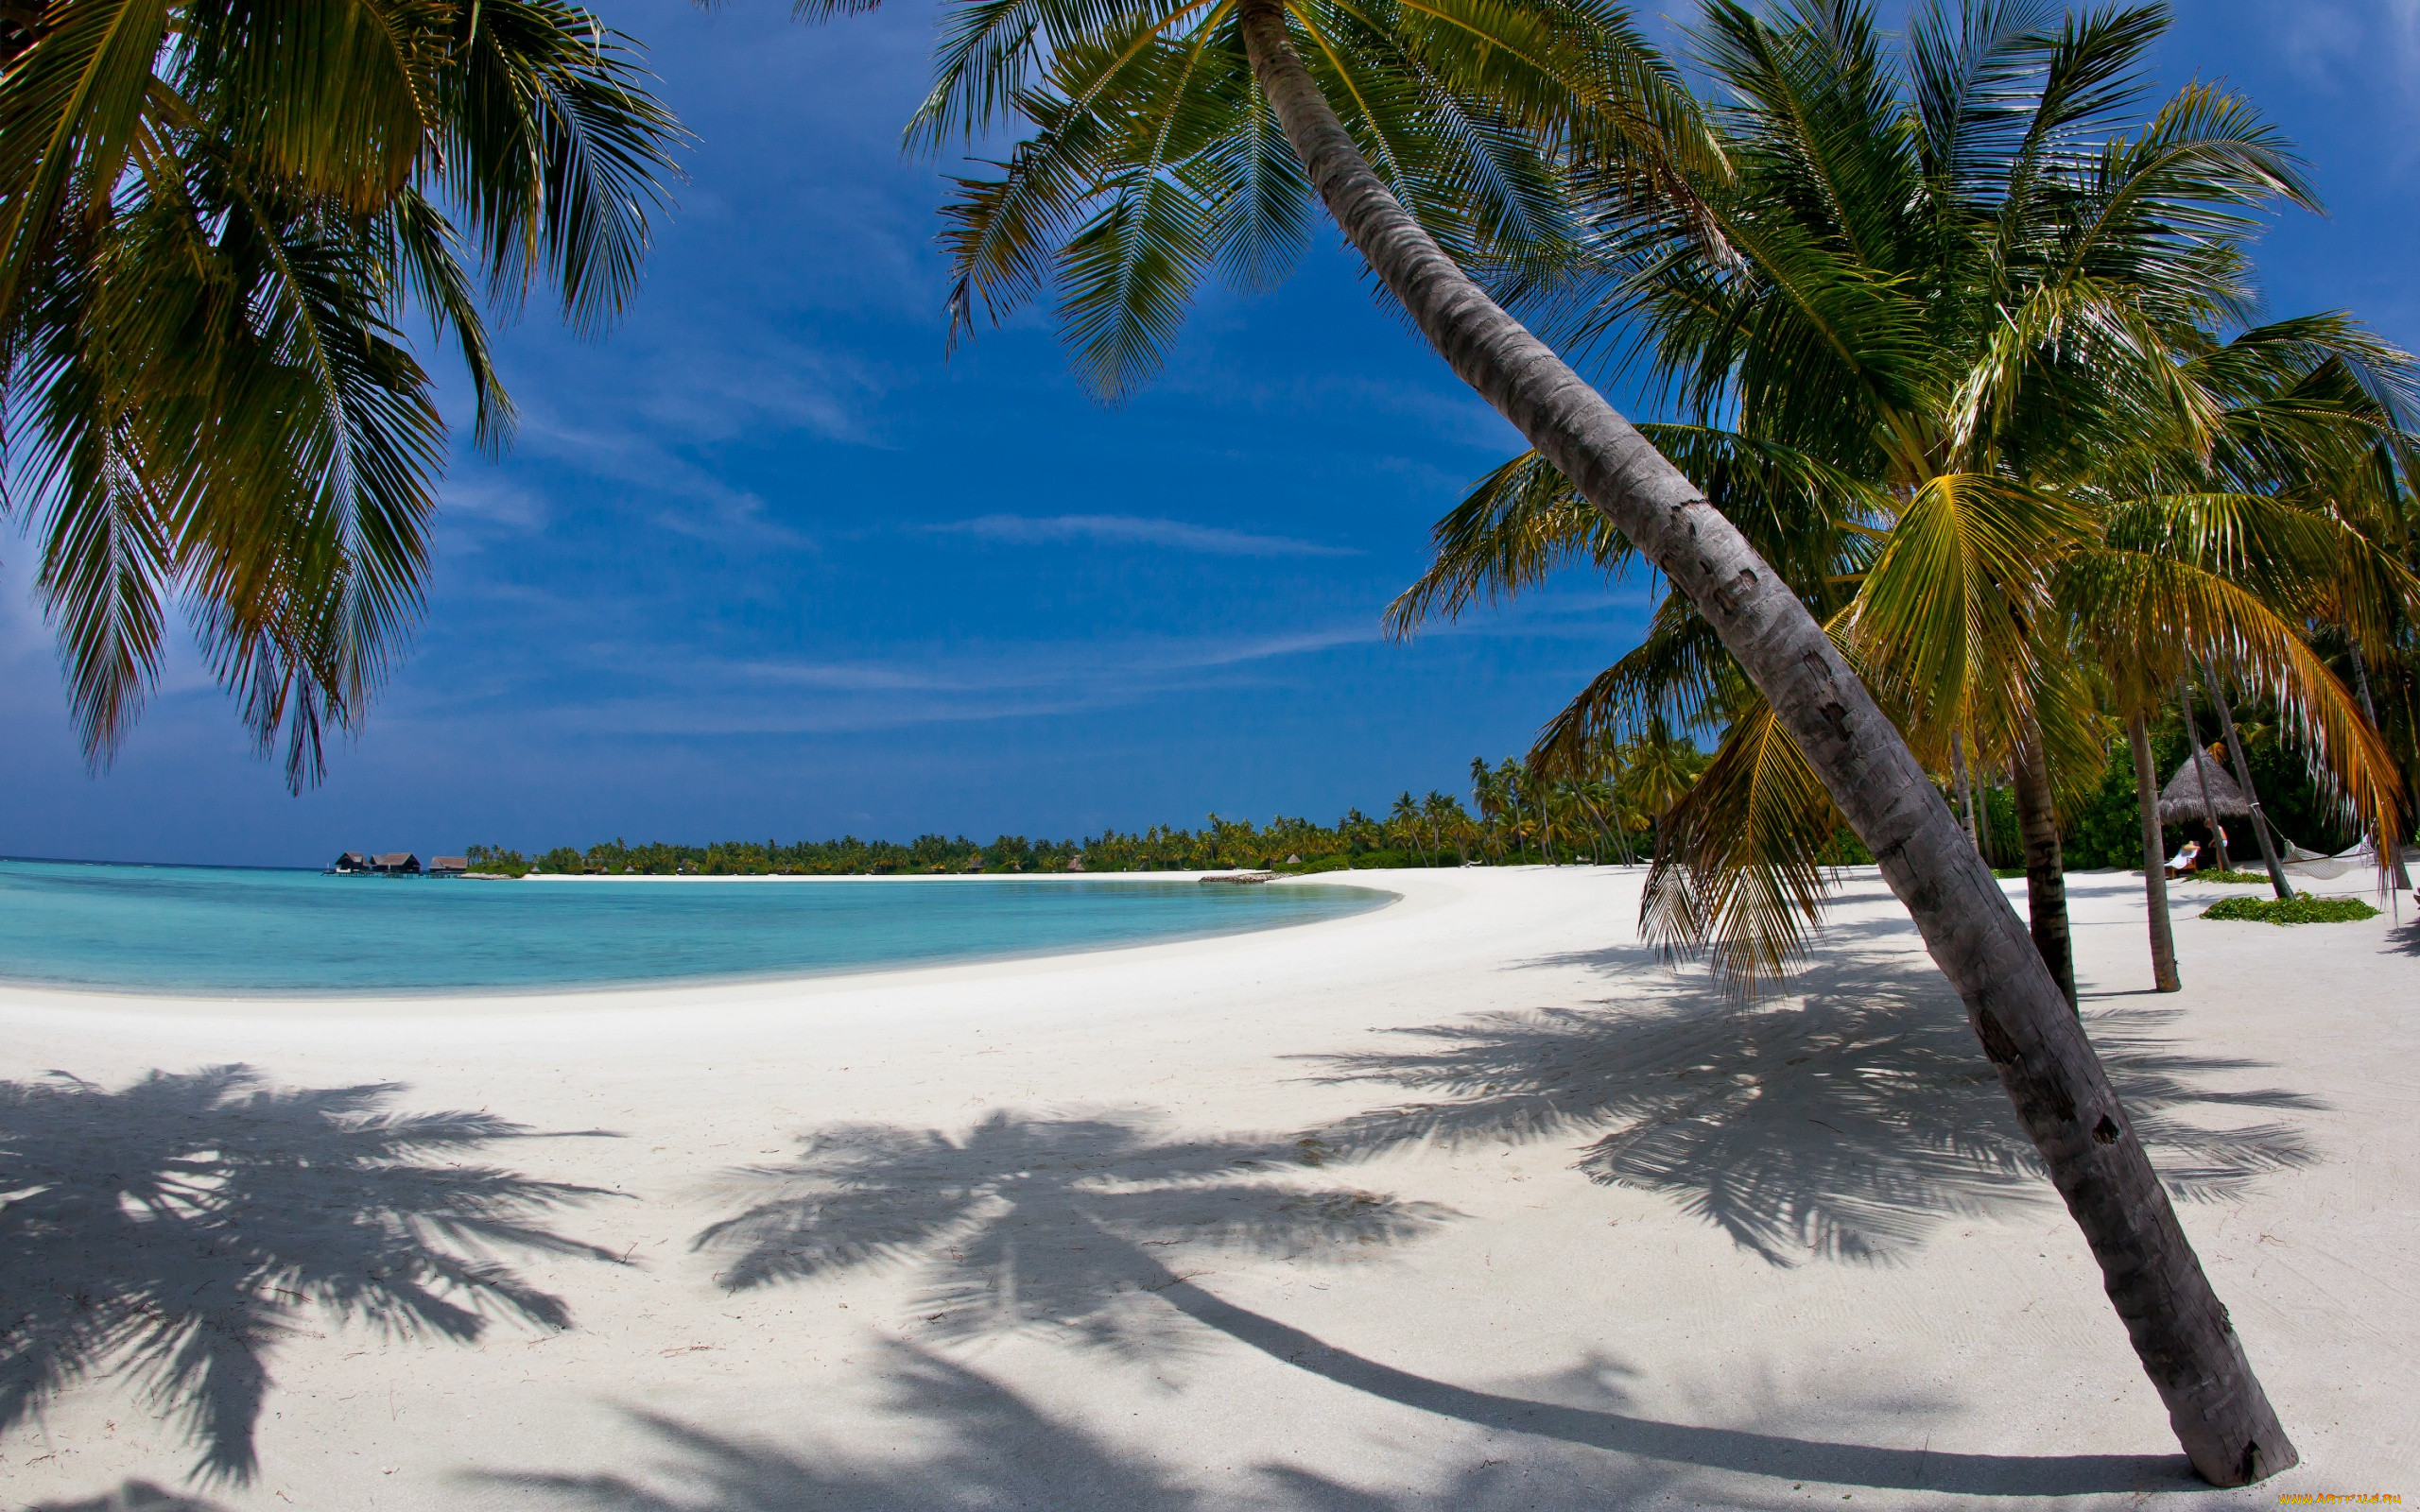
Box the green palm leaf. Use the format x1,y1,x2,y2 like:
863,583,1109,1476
1,0,683,783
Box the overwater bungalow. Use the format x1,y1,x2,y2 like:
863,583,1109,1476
328,851,372,874
428,856,469,877
372,852,423,876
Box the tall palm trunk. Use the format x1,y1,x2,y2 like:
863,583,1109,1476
2202,663,2293,900
1236,0,2292,1484
1950,728,1980,850
2129,713,2181,993
1975,759,1996,862
2010,713,2077,1009
2346,647,2413,892
2177,680,2233,871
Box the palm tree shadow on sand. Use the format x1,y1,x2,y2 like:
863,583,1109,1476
480,1338,1706,1512
0,1065,625,1486
693,1110,1453,1365
25,1485,232,1512
690,1108,2196,1497
1302,933,2322,1264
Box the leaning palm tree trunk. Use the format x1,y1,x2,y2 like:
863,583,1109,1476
2130,714,2182,992
1236,0,2292,1483
2178,681,2234,872
2011,714,2078,1008
2202,663,2294,899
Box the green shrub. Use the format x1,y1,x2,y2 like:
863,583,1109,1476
1277,848,1448,873
2062,744,2151,870
2180,868,2269,885
2201,895,2379,924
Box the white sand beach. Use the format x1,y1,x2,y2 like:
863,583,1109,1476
0,867,2411,1511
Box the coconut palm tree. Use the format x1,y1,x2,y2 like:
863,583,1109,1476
1419,788,1461,861
1467,756,1506,860
1387,790,1426,861
0,0,683,785
1393,8,2409,1004
807,0,2302,1479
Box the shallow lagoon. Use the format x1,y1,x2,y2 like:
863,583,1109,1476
0,861,1392,996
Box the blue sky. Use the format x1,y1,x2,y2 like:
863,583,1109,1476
4,0,2415,868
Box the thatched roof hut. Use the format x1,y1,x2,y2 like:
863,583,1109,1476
2157,758,2250,823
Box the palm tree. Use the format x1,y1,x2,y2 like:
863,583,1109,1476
1468,756,1509,861
1420,788,1459,861
0,0,683,785
1389,790,1427,862
1615,715,1703,854
815,0,2298,1479
1395,13,2407,1006
2057,318,2420,954
2125,707,2181,990
2316,441,2420,889
2201,664,2295,895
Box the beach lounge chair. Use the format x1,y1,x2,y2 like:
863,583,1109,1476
2163,841,2201,879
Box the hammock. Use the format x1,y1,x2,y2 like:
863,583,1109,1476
2278,841,2374,881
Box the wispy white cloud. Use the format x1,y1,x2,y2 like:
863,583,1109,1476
411,593,1660,740
511,412,816,553
458,326,894,558
927,513,1357,558
2273,0,2420,108
650,492,816,552
382,570,1650,741
722,622,1384,700
626,337,885,448
434,478,550,557
395,619,1392,736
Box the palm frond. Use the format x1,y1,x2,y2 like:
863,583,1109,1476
1638,693,1842,998
2063,541,2406,844
0,0,172,326
1845,470,2084,737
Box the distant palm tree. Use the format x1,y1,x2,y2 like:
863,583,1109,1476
1388,790,1426,863
1420,788,1455,861
1467,757,1507,862
0,0,683,784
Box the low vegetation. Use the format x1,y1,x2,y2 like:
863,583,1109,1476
466,744,1738,876
463,847,533,878
460,708,2401,883
2202,896,2381,924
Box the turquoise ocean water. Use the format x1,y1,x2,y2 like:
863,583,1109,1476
0,860,1392,997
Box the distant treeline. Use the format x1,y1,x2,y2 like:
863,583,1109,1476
457,704,2355,881
462,749,1708,878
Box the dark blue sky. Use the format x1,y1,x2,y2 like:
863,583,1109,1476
4,0,2413,868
